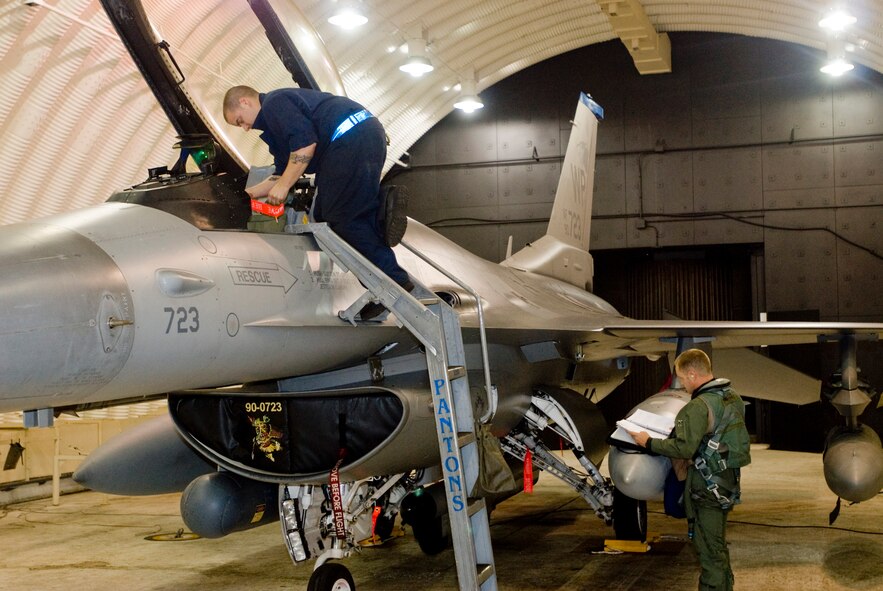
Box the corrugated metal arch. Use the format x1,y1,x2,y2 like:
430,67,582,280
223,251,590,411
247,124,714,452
0,0,880,224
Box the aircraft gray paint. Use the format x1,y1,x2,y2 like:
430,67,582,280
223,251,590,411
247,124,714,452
3,1,882,589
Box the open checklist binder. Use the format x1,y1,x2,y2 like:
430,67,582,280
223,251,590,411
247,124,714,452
611,409,675,445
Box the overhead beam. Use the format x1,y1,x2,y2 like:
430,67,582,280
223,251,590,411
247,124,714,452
596,0,671,74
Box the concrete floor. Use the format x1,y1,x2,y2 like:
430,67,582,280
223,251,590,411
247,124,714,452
1,445,881,591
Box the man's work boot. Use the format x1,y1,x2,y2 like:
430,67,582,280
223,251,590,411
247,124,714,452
380,185,409,247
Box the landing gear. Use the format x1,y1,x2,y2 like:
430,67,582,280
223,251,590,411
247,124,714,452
371,507,396,541
501,388,615,523
612,487,647,541
281,474,417,589
307,562,355,591
400,484,451,555
408,514,449,555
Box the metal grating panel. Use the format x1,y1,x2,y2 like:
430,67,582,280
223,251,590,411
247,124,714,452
693,147,762,211
835,207,883,317
592,156,627,216
764,187,836,210
760,72,833,143
399,169,439,211
762,145,834,192
764,209,839,318
836,185,883,207
443,167,498,209
497,120,560,161
651,219,695,247
834,141,882,188
435,116,498,166
590,217,627,250
623,77,692,151
627,152,694,215
408,133,437,167
834,80,883,137
498,163,559,205
694,217,764,245
692,75,762,148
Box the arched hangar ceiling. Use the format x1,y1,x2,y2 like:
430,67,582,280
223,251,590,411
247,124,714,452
0,0,880,224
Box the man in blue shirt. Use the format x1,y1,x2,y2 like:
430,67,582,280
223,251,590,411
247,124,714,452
223,86,410,318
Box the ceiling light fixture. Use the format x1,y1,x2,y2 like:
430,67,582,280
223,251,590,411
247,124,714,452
399,25,434,77
818,9,857,31
820,57,854,76
328,1,367,29
820,37,854,76
453,71,484,113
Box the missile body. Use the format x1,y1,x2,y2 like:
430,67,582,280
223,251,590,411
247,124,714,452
181,471,280,538
823,424,883,502
72,414,215,494
608,389,689,500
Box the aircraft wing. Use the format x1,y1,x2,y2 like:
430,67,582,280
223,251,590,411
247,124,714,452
712,348,822,405
480,314,882,361
597,320,880,353
591,320,881,404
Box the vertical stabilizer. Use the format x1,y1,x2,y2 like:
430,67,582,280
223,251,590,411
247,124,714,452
502,93,603,291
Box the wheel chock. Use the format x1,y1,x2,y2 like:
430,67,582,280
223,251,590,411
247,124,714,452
602,532,660,553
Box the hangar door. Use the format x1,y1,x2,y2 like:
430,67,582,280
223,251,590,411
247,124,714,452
593,244,760,422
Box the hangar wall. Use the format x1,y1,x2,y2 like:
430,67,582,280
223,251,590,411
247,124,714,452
0,402,165,499
390,33,883,325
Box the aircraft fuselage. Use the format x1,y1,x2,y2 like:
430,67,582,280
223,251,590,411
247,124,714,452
0,195,630,416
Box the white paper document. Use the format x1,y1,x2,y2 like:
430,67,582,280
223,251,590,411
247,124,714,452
611,409,675,444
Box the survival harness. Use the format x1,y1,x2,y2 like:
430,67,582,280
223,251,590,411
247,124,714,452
693,379,751,510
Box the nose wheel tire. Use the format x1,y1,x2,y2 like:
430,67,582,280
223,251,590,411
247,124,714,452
612,487,648,541
307,562,355,591
409,513,450,555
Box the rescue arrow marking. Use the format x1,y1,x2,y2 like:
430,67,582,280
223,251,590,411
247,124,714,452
228,264,298,293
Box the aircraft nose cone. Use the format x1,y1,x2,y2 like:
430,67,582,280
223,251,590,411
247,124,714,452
0,222,134,412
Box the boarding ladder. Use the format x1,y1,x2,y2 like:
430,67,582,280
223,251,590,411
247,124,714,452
291,222,498,591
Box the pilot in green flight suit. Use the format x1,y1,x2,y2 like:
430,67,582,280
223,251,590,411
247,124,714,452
628,348,751,591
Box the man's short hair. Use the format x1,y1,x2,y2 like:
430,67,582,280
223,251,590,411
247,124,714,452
674,348,712,376
223,85,259,114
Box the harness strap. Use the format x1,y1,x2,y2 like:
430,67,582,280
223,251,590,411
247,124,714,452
694,457,740,509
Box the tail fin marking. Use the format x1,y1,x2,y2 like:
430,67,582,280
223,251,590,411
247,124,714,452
502,93,603,291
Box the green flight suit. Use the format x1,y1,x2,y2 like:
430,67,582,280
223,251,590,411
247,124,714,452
648,378,746,591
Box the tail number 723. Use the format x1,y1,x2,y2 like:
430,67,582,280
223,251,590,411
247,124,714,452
164,306,200,333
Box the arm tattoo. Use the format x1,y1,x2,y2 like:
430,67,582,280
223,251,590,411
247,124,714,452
290,153,312,164
267,175,280,181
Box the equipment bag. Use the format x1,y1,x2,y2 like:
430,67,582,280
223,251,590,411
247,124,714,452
694,383,751,509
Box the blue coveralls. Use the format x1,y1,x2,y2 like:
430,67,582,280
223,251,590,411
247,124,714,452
253,89,408,285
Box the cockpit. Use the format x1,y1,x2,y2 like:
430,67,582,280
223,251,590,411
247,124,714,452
105,135,314,233
106,135,249,231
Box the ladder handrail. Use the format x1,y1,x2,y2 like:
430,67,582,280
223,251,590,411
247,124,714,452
399,239,496,422
290,222,498,590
